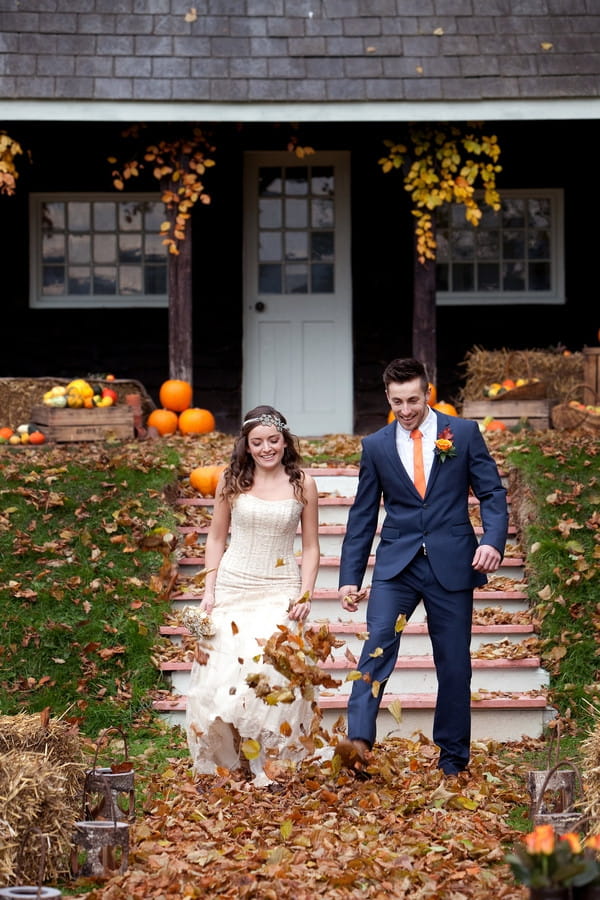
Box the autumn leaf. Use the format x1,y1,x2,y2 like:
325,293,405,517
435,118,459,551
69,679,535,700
240,738,261,760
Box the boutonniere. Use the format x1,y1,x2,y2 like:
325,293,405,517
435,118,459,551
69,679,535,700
435,426,457,462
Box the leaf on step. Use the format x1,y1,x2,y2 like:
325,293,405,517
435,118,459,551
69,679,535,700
388,699,403,723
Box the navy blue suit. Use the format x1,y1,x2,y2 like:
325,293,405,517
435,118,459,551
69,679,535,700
338,411,508,772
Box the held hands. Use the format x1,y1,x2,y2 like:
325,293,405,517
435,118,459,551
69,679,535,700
339,586,367,612
472,543,502,574
288,591,312,621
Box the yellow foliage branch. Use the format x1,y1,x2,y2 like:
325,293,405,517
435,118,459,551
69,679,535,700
0,132,25,196
379,125,502,264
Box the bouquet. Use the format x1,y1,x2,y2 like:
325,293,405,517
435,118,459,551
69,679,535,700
181,606,216,639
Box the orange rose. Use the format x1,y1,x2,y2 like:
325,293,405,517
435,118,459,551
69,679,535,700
560,832,582,854
435,438,453,453
524,824,555,855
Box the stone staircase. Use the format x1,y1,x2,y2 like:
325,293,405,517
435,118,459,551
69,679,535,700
153,466,554,743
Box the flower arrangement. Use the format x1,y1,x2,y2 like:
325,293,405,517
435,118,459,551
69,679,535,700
434,426,457,462
506,824,600,891
181,606,216,639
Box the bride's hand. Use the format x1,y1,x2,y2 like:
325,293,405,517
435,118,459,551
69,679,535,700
288,592,311,621
200,594,215,614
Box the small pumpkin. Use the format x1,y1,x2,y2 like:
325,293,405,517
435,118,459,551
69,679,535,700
0,427,13,440
28,430,46,444
190,464,226,497
485,419,507,432
147,408,179,436
433,401,459,416
178,407,216,435
159,379,193,413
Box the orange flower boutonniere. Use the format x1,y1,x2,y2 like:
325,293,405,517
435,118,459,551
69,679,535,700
434,426,457,462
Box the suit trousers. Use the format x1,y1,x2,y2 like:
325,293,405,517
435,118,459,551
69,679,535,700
347,551,473,773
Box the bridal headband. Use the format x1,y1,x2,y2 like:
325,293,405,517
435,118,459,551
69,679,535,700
242,414,289,432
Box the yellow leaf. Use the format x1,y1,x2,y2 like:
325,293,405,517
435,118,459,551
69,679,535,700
241,738,261,760
369,647,383,658
184,7,198,22
346,670,363,682
541,42,553,50
371,680,381,698
280,819,293,840
388,699,403,723
395,614,407,633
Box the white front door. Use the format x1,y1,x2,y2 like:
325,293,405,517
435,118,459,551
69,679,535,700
243,151,353,436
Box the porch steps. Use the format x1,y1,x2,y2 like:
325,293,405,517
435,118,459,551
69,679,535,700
153,466,553,743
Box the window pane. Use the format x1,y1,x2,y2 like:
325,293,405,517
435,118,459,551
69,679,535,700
311,167,334,196
502,198,525,226
436,231,449,261
503,262,525,291
529,261,551,290
503,230,525,258
259,232,282,262
42,266,65,295
145,266,167,294
259,263,282,293
43,202,65,233
43,233,65,263
144,202,164,231
285,198,308,228
119,235,141,263
286,263,308,293
68,203,90,232
453,264,474,291
311,231,334,261
311,263,334,292
69,234,90,264
259,168,282,197
68,267,91,294
312,198,334,228
93,268,117,294
528,230,550,259
144,233,165,263
284,168,308,195
285,232,308,260
120,267,142,294
436,263,449,291
451,230,475,260
94,203,116,231
119,202,142,231
476,231,499,259
94,234,116,264
259,198,281,229
529,198,550,227
478,263,500,291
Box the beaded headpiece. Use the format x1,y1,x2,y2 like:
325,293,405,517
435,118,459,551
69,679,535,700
242,413,289,432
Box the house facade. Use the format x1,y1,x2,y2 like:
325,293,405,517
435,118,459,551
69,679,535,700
1,1,599,434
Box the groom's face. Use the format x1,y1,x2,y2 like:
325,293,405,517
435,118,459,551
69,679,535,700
386,378,431,432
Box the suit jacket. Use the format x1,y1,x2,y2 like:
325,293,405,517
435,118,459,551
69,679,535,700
338,412,509,592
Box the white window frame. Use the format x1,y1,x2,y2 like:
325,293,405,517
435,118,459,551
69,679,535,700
29,192,168,309
436,188,565,306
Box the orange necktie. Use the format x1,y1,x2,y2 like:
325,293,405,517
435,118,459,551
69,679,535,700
410,429,426,497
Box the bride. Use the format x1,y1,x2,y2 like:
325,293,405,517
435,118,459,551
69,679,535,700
185,405,321,786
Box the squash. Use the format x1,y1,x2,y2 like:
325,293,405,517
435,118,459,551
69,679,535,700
178,408,215,435
485,419,507,432
190,464,226,497
433,401,459,416
159,379,193,413
28,430,46,444
147,408,179,436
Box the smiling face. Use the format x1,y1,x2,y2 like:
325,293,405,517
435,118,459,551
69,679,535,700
386,377,431,432
247,424,285,469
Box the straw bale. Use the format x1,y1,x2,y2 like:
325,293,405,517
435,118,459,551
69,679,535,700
0,749,81,885
579,715,600,832
458,346,585,405
0,377,156,430
0,712,85,803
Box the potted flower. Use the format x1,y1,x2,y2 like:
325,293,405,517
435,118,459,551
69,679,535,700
506,825,598,899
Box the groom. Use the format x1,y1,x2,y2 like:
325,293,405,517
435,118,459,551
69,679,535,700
338,358,508,775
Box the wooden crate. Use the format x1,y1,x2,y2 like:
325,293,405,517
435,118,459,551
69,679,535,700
462,399,551,430
30,405,135,442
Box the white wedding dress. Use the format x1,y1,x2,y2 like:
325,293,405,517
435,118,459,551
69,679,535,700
185,493,317,786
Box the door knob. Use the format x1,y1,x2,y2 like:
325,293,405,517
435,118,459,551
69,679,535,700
255,302,265,312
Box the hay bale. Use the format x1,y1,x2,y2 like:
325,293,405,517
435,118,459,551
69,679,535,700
579,717,600,832
459,346,585,405
0,712,85,803
0,749,81,885
0,377,156,430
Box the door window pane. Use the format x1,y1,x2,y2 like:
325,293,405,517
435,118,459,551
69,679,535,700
256,165,336,294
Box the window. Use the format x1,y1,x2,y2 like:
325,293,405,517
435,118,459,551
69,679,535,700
436,189,564,305
29,193,168,308
257,165,335,294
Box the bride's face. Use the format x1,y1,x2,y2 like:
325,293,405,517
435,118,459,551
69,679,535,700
247,425,285,469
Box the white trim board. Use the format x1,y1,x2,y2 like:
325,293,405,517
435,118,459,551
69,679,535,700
1,98,600,123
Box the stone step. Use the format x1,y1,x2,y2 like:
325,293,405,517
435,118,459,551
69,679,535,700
152,691,552,743
161,620,535,655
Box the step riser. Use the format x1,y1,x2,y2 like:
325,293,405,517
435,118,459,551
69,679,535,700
156,706,549,744
166,663,548,696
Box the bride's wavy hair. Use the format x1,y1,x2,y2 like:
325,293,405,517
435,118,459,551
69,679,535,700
221,405,305,504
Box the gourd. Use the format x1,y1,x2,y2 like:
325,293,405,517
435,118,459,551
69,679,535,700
159,379,193,413
433,401,459,416
147,408,179,435
190,464,226,496
178,408,215,435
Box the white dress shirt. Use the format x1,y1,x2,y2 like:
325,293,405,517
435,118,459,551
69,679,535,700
394,406,437,487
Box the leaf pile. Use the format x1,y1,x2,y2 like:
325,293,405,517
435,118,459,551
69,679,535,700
80,732,533,900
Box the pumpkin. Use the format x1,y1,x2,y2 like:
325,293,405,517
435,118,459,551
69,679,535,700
28,430,46,444
147,408,179,436
0,427,13,440
433,401,459,416
178,407,216,435
159,379,193,413
190,464,226,497
485,419,507,432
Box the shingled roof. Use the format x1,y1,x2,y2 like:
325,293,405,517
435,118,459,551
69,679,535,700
1,0,599,120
